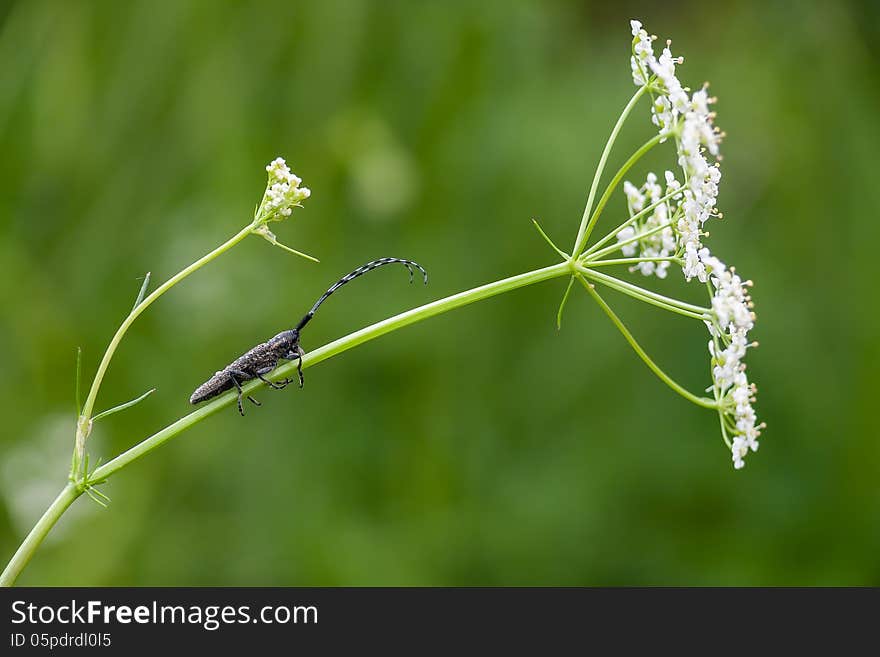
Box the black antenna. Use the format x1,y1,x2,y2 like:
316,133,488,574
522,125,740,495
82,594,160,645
295,258,428,332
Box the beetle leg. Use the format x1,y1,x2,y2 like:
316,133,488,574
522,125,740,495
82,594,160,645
296,346,305,388
257,372,290,390
228,374,246,416
228,369,262,415
283,347,306,388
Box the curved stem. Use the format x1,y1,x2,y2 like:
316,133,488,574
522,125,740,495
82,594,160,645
4,261,571,586
576,274,717,409
577,266,708,314
585,221,673,262
581,186,683,258
80,224,253,420
531,219,570,259
72,224,255,479
557,275,576,330
579,269,709,321
570,85,650,259
91,260,571,482
0,484,80,587
577,132,665,252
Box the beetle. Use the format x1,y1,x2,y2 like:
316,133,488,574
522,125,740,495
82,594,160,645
189,257,428,415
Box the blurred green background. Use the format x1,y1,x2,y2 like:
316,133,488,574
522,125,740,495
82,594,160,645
1,0,878,585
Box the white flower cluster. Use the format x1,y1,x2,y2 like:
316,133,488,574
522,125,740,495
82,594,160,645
260,157,311,222
627,20,724,286
701,255,764,469
624,21,762,469
615,172,677,278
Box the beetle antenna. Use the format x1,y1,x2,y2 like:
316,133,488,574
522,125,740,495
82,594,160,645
295,257,428,332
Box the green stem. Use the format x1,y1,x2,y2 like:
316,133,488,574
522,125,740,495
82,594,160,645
585,220,673,262
576,275,717,409
715,383,732,449
531,219,570,259
577,132,666,253
80,224,254,420
91,262,572,481
72,223,255,479
581,185,683,258
578,269,709,321
556,276,576,330
3,261,571,587
570,85,650,259
585,256,682,268
0,484,80,587
577,266,709,314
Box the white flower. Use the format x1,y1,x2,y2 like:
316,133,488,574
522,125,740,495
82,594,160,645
258,157,310,223
615,172,678,278
649,46,688,120
708,262,754,334
703,254,762,468
624,21,761,469
644,171,662,203
731,436,750,469
682,241,704,282
630,20,655,87
627,22,724,285
266,157,302,187
616,225,637,257
623,180,645,212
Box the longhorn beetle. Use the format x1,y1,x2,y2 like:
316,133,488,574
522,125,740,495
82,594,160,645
189,257,428,415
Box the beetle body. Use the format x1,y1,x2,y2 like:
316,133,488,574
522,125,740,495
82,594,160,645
189,329,303,407
189,257,427,415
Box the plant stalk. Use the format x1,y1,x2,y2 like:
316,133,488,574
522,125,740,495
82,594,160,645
2,261,572,586
71,224,255,479
0,484,80,587
576,274,716,409
570,84,650,259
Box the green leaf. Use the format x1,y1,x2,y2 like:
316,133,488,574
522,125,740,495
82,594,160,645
531,219,570,260
92,388,156,422
556,276,576,330
269,238,320,263
132,272,151,311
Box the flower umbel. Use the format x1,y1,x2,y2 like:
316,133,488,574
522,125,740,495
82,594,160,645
575,20,762,469
252,157,318,262
259,157,311,222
